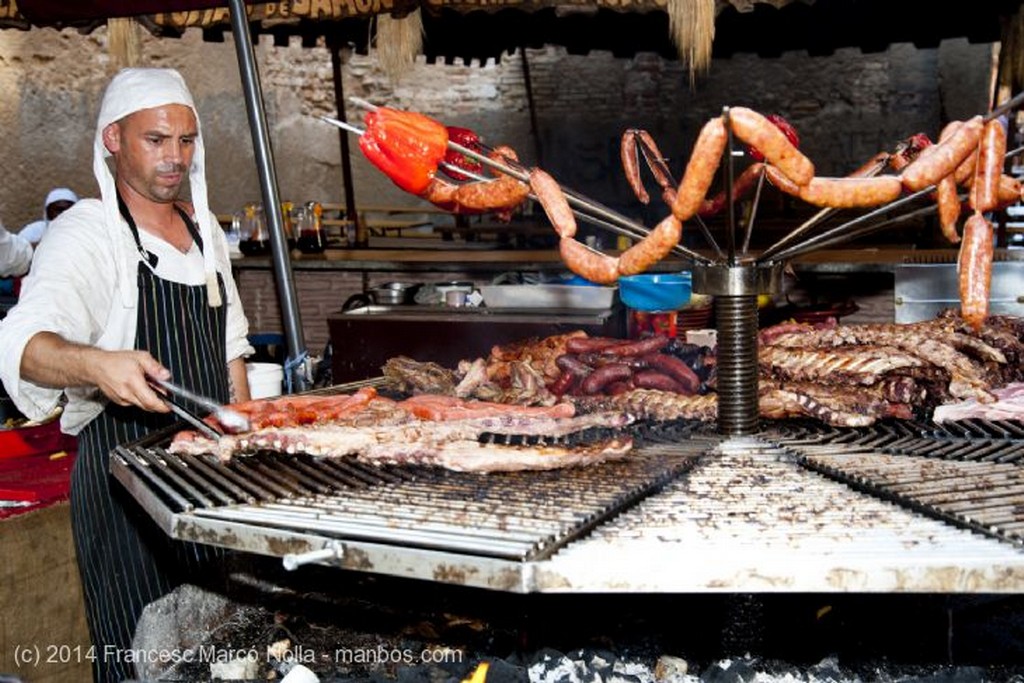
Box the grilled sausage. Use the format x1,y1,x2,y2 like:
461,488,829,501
605,381,633,396
641,352,701,394
559,237,620,285
632,370,688,393
621,129,674,205
936,174,962,244
555,354,595,377
547,370,578,397
901,116,984,191
698,162,765,216
451,146,530,212
530,168,577,238
617,215,682,277
796,176,903,209
604,335,671,357
565,337,629,354
969,119,1007,213
580,363,634,395
729,107,814,186
958,212,993,331
848,151,891,178
671,117,727,221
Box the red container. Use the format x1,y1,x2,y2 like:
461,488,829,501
627,307,714,339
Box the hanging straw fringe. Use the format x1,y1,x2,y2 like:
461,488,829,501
374,8,423,82
107,17,142,68
668,0,716,87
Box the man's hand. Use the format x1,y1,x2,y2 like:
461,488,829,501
21,332,172,413
92,350,172,413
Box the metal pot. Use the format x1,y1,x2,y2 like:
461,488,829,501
342,282,421,311
371,282,419,306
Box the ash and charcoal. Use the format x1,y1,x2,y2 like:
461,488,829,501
131,559,1024,683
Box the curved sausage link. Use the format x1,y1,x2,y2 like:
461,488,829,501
728,107,815,186
958,212,993,331
698,162,765,217
763,164,802,196
936,174,962,244
848,152,891,178
530,168,577,238
935,121,965,244
671,117,727,221
797,176,903,208
621,129,675,205
901,116,984,191
451,146,530,213
969,119,1007,213
559,237,620,285
617,215,682,277
621,129,650,204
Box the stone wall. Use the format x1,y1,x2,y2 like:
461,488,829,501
0,24,993,232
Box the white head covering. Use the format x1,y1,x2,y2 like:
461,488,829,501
93,67,221,307
43,188,79,220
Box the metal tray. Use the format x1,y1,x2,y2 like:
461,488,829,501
479,284,616,310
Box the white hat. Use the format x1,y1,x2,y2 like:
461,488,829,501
94,67,221,307
43,187,79,215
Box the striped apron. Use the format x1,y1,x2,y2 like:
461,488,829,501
71,204,230,683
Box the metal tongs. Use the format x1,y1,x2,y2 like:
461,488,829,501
148,377,250,439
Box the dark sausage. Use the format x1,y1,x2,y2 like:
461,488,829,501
729,107,815,186
605,381,633,396
604,335,671,357
796,176,903,209
671,117,727,221
631,369,687,393
580,363,634,395
555,354,595,377
959,212,993,331
547,371,578,398
559,237,620,285
641,352,701,394
970,119,1007,213
901,116,984,191
565,336,629,354
577,353,649,369
617,215,682,277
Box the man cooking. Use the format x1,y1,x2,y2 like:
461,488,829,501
0,67,254,682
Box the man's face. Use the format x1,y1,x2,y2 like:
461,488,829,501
103,104,197,204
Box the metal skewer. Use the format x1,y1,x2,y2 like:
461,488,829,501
763,143,1024,264
321,114,715,265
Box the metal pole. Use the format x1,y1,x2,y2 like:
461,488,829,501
329,36,358,227
227,0,311,392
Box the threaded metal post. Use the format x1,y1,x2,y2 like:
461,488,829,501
714,294,760,435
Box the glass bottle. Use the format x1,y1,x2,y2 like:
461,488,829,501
238,202,269,256
297,200,326,254
280,200,297,251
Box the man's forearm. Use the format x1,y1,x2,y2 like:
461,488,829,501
20,331,101,388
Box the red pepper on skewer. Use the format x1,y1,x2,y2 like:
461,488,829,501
442,126,485,181
358,107,449,194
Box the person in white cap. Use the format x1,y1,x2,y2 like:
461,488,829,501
19,187,79,245
0,67,254,683
0,217,33,278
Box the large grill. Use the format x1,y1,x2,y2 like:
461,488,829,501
111,387,1024,594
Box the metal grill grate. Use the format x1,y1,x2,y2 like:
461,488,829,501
768,419,1024,547
113,435,711,562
